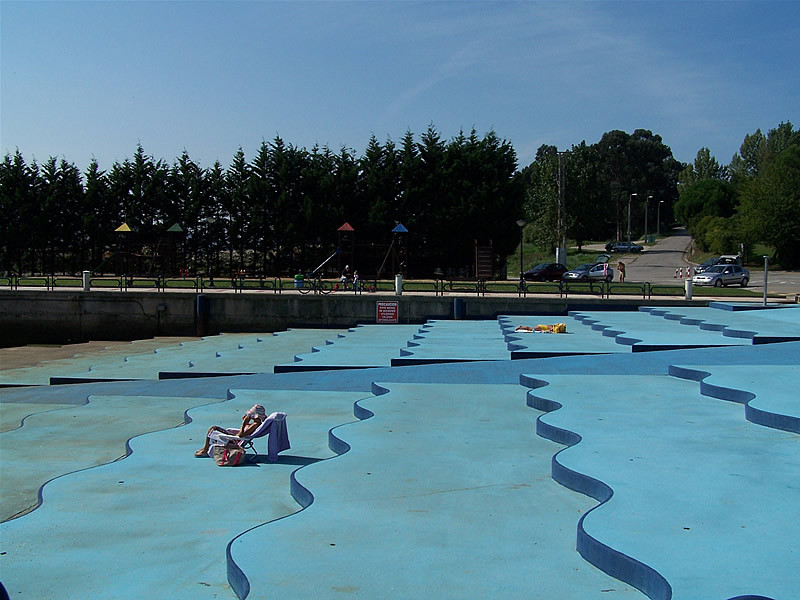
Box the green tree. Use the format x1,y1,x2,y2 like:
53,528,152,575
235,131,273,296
225,148,252,274
565,142,605,250
82,159,113,271
737,144,800,267
594,129,682,241
674,178,737,230
679,147,727,187
0,151,40,274
521,144,559,254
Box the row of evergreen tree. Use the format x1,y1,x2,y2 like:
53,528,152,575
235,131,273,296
3,120,797,277
1,126,521,277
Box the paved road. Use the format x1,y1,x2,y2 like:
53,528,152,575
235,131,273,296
624,230,693,284
607,231,800,297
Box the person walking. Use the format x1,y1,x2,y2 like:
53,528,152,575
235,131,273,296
617,261,626,283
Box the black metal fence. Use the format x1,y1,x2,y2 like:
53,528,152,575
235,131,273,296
0,275,733,300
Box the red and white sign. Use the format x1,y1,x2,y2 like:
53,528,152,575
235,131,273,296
376,301,399,324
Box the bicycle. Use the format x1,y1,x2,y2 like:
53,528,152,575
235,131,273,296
297,274,333,295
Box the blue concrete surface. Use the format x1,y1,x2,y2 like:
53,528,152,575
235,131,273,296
275,324,422,371
643,305,800,344
499,314,628,358
1,311,799,599
392,319,511,364
524,374,799,600
163,329,348,377
231,383,644,599
0,394,221,522
0,389,369,599
669,364,800,433
0,338,190,386
52,333,273,382
570,310,753,351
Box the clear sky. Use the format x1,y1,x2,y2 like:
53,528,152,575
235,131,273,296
1,0,798,174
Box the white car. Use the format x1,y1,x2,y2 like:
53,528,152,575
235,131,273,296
562,263,614,282
692,265,750,287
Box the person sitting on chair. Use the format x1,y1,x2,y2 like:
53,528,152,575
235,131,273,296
194,404,267,457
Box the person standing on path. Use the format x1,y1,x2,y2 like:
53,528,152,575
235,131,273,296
617,260,626,283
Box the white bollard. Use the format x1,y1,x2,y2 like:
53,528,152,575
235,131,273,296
82,270,91,291
395,274,403,296
685,278,693,300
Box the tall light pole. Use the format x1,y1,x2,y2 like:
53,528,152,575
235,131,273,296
657,200,664,236
556,152,566,266
516,219,526,288
627,193,637,248
645,195,653,240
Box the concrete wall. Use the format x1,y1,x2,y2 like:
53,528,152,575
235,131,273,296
0,290,706,347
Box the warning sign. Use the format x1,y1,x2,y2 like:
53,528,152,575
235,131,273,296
376,301,399,324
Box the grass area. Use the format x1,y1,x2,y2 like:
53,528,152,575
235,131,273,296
507,242,637,279
687,242,777,270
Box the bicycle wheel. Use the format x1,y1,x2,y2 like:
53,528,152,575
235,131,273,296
298,283,311,294
318,279,333,294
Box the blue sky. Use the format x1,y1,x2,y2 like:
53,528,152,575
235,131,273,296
1,1,798,173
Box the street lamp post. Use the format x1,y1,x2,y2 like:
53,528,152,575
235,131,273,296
657,200,664,236
516,219,526,289
645,195,653,240
627,193,637,248
205,216,216,286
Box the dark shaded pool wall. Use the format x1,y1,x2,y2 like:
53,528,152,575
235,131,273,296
0,290,706,346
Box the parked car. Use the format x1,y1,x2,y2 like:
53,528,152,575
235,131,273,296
562,262,614,282
523,263,568,281
691,264,750,287
605,241,644,253
694,254,742,274
594,253,611,264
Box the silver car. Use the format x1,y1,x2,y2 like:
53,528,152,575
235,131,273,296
562,263,614,282
691,264,750,287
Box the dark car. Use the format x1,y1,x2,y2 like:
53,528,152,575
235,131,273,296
523,263,568,282
605,241,644,253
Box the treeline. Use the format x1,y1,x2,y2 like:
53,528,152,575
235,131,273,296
0,126,522,278
4,121,797,277
521,129,684,252
522,122,800,269
673,121,800,267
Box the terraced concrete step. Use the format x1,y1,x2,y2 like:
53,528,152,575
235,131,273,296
53,333,274,382
231,382,644,599
0,394,221,522
276,324,423,371
522,373,799,599
570,311,752,351
0,388,370,599
499,314,627,357
669,364,800,433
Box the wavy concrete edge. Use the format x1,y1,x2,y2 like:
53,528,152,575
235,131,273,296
4,395,222,523
518,374,673,600
2,400,93,521
667,366,800,434
225,385,382,599
0,402,84,435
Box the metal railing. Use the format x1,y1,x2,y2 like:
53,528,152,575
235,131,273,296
2,275,746,301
